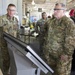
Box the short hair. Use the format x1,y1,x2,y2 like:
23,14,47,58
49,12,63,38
42,12,46,15
8,4,16,8
55,3,66,8
48,16,51,18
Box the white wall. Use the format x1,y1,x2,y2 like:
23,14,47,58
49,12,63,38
17,0,22,25
0,0,22,25
0,0,2,15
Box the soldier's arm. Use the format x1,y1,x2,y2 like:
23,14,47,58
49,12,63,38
35,21,39,33
42,21,50,64
0,16,3,27
44,20,49,34
62,19,75,59
43,19,50,39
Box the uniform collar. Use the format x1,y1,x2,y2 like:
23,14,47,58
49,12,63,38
52,16,67,25
6,14,15,21
54,15,66,21
41,18,48,21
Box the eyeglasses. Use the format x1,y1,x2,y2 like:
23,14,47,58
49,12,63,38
8,9,16,11
54,9,64,11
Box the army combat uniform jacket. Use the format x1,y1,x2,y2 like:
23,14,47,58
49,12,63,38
43,16,75,75
35,18,48,52
0,14,18,75
0,14,18,37
35,18,48,36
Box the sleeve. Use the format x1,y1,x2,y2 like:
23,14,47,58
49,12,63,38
0,69,3,75
43,19,50,40
0,16,3,27
35,21,39,33
42,20,50,63
64,19,75,57
44,20,49,34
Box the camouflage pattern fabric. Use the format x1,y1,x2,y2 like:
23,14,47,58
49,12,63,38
0,27,3,72
0,69,3,75
35,18,48,53
0,14,18,37
0,14,18,75
42,16,75,75
0,49,2,70
35,18,48,35
70,16,75,23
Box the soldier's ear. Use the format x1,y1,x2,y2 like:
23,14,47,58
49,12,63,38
7,8,8,11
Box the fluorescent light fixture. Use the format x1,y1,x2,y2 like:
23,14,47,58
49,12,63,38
67,0,72,3
31,0,35,5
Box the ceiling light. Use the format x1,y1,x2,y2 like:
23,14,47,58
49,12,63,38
67,0,72,3
31,0,35,5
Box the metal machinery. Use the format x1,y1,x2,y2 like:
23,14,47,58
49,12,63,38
3,32,54,75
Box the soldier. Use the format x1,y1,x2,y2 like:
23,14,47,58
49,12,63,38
42,3,75,75
0,4,18,75
35,12,48,53
0,4,18,37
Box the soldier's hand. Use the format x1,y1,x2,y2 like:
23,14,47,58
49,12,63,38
60,55,68,61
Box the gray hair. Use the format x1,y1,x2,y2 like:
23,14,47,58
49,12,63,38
55,3,66,9
42,12,46,15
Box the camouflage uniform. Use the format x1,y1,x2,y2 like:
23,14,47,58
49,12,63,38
0,27,3,71
0,14,18,75
70,16,75,23
43,16,75,75
0,14,18,37
35,18,48,53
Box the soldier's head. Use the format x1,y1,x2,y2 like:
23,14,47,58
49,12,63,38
42,12,47,19
7,4,16,18
53,3,66,19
